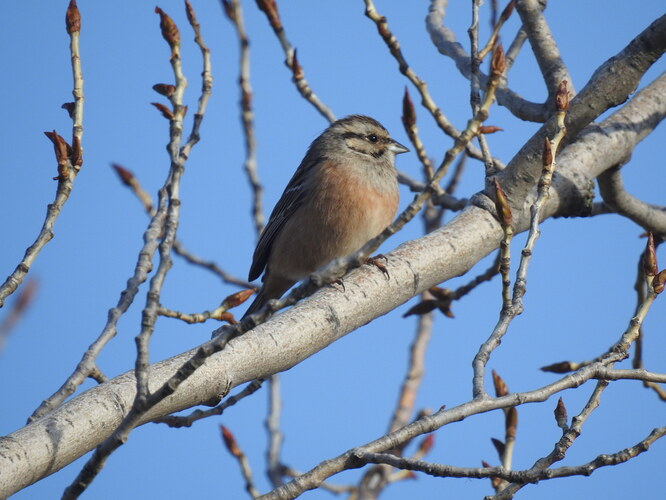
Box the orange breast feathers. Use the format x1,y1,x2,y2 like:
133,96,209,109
311,160,399,252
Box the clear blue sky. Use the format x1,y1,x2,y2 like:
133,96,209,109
1,1,664,499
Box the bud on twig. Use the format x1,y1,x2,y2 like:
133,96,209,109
66,0,81,34
491,370,508,397
291,49,303,80
61,102,75,118
153,84,176,98
185,0,197,27
493,177,512,228
402,87,416,130
71,135,83,167
222,289,256,309
220,425,242,458
491,437,505,456
151,102,174,120
478,125,503,135
155,7,180,51
644,232,658,277
554,397,568,429
256,0,282,30
44,130,70,180
556,80,570,112
499,1,515,23
506,407,518,439
402,300,438,318
653,269,666,295
221,0,236,22
540,361,576,373
111,164,135,187
490,44,506,79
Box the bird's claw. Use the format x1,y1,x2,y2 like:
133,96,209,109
367,254,390,280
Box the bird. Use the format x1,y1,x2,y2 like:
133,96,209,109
243,114,409,318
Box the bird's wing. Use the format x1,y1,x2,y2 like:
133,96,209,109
248,154,321,282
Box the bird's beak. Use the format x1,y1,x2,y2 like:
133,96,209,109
389,140,409,154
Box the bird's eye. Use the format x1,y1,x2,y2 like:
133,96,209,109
367,134,378,143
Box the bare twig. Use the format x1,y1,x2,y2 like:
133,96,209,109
472,81,568,399
365,0,492,164
427,0,548,122
514,0,574,102
266,375,285,488
110,163,251,288
224,0,264,235
153,379,264,428
351,426,666,487
62,6,213,497
0,0,84,308
254,0,335,123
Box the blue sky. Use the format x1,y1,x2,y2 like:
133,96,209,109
1,1,665,499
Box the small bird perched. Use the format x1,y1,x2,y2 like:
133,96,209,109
243,115,408,318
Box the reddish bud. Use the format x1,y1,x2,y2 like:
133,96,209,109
490,44,506,78
438,304,455,319
71,135,83,167
402,87,416,130
644,233,658,277
506,407,518,439
155,7,180,50
185,0,197,27
491,438,505,456
540,361,575,373
493,177,512,227
556,80,570,112
219,312,236,324
499,1,515,23
402,299,438,318
256,0,282,30
44,130,70,179
111,163,135,187
478,125,503,135
554,397,568,429
223,288,256,309
653,269,666,295
66,0,81,34
220,425,242,458
151,102,174,120
481,460,492,469
153,83,176,97
492,370,508,397
291,48,303,80
61,102,75,118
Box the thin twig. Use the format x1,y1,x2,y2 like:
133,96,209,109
0,0,84,308
153,379,264,428
365,0,492,164
224,0,264,235
472,81,569,399
266,375,285,488
352,426,666,486
62,6,213,497
254,0,335,123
